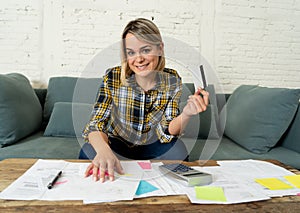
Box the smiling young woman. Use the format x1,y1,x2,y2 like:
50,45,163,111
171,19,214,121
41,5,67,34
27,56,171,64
80,18,209,183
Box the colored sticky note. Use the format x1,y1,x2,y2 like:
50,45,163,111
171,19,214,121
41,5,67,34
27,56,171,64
255,178,294,190
194,186,227,202
137,161,152,170
284,175,300,188
135,180,159,196
117,173,133,177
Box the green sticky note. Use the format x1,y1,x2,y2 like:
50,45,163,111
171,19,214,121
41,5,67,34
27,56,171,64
255,178,294,190
195,186,227,202
284,175,300,188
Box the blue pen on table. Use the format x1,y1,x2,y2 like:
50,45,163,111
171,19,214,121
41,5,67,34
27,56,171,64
47,171,62,189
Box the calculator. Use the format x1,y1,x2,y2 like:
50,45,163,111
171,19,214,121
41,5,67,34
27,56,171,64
159,163,212,187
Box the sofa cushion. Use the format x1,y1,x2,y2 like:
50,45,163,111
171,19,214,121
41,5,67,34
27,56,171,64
0,131,81,160
44,102,93,138
0,73,42,147
224,85,300,154
43,77,101,124
281,105,300,153
187,136,300,169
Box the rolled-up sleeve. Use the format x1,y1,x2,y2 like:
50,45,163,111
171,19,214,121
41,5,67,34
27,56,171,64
82,75,112,142
156,80,182,143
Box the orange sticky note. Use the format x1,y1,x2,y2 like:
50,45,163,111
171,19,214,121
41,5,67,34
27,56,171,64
284,175,300,188
255,178,294,190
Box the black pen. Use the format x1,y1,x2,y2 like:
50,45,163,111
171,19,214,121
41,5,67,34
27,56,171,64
200,65,207,89
198,65,208,99
47,171,62,189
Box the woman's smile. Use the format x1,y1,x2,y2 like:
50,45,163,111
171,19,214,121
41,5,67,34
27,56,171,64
135,63,149,71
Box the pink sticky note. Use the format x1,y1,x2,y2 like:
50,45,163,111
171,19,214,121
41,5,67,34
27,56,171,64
137,161,152,170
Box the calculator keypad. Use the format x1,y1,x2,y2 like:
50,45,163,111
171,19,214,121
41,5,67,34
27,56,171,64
161,163,196,174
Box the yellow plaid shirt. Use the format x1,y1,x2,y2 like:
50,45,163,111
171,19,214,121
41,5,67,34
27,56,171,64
83,66,182,145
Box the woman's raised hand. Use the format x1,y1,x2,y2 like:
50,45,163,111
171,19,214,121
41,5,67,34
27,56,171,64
182,87,209,117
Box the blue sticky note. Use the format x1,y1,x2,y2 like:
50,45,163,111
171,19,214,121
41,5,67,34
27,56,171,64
135,180,159,196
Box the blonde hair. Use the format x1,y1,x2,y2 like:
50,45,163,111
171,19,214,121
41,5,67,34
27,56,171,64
120,18,165,85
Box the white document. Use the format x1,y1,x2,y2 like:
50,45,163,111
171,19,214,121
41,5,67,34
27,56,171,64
84,162,186,203
216,159,295,178
133,162,186,199
83,161,145,204
216,159,300,197
0,159,142,202
0,159,67,200
185,159,300,204
184,166,270,204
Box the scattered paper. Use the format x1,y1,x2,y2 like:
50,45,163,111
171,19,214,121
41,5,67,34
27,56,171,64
216,159,300,197
0,159,142,202
185,166,270,204
1,159,299,205
134,162,185,199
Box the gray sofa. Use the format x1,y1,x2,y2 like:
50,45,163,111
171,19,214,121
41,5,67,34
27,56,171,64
0,74,299,169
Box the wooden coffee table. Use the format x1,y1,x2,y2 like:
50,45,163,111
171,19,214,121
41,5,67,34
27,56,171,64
0,158,300,213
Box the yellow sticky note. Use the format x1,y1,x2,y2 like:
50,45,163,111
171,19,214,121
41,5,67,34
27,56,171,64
195,186,227,202
284,175,300,188
116,173,133,177
255,178,294,190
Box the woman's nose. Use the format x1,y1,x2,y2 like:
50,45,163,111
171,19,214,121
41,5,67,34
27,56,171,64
136,53,144,62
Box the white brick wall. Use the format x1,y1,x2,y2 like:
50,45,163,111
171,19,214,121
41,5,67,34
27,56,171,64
0,0,299,93
0,0,41,81
215,0,300,92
